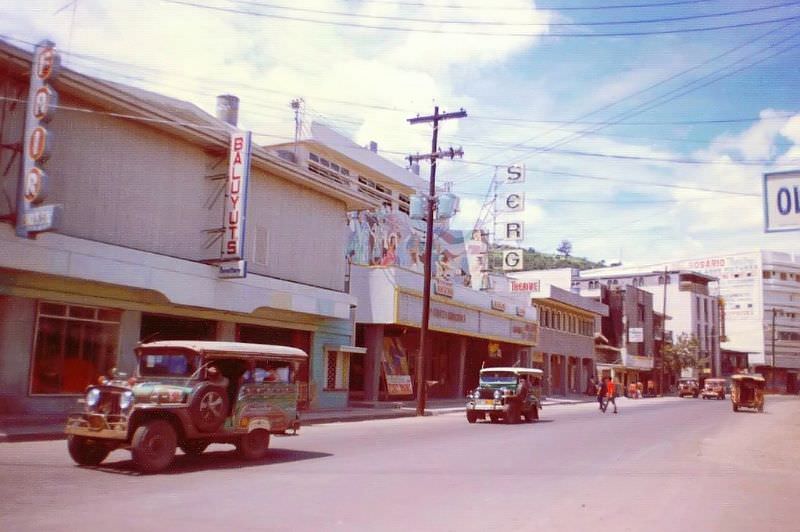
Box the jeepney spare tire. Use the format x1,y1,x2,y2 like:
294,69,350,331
131,419,177,474
189,384,229,433
466,411,478,424
67,435,111,466
237,429,270,460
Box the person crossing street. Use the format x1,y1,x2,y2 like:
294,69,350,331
603,376,618,414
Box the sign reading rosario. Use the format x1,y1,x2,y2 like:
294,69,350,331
221,131,252,261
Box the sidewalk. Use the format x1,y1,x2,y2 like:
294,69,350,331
0,395,595,443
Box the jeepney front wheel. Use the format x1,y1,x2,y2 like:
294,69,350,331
238,429,270,460
131,419,177,474
466,411,478,424
67,435,111,466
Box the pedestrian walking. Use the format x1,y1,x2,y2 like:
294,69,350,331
604,376,618,414
597,378,607,412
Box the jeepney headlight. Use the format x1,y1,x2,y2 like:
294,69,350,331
86,388,100,407
494,389,502,400
119,390,134,410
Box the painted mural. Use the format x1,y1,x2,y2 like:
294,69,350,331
346,209,472,286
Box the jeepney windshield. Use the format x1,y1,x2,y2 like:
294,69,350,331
138,351,198,377
480,371,518,385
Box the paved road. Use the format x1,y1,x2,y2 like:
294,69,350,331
1,396,798,532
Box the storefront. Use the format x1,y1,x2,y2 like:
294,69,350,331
350,266,538,402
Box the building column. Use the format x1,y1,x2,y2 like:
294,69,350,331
216,321,236,342
543,353,552,396
456,336,467,398
560,355,568,395
578,358,586,395
363,324,384,402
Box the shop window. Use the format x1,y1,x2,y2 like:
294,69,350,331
31,301,122,395
325,351,350,391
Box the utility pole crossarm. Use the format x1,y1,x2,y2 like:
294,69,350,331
407,109,467,124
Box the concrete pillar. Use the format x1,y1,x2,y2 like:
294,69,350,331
578,357,586,395
363,324,384,402
560,355,568,395
118,310,143,375
543,353,552,396
456,336,467,398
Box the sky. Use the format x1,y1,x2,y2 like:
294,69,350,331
1,0,799,266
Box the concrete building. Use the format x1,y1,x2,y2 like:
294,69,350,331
492,270,607,396
0,39,379,420
580,251,800,393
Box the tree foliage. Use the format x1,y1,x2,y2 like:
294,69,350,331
557,239,573,258
661,333,700,373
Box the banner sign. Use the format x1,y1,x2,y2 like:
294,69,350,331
16,40,63,237
382,338,413,396
221,131,252,260
219,131,252,278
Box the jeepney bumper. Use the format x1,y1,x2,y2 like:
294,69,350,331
65,413,128,441
466,400,510,412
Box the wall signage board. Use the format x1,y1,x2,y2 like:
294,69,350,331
628,327,644,343
219,131,252,278
763,171,800,232
16,40,63,237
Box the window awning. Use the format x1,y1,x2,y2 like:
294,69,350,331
324,344,368,355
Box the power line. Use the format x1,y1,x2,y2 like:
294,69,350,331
162,0,800,37
339,0,722,11
229,0,800,27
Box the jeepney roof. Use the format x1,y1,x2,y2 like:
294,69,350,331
731,373,765,382
480,367,544,376
136,341,308,360
705,378,726,383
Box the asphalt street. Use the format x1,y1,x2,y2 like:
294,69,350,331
0,396,798,532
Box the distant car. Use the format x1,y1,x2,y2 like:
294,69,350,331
465,367,543,424
677,378,699,398
700,378,726,400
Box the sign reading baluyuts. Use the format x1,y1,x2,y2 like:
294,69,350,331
219,131,252,278
16,39,63,237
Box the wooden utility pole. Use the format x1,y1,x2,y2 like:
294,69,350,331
407,106,467,416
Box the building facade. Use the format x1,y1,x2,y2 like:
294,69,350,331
580,251,800,393
0,40,378,420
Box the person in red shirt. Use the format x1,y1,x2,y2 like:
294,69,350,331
604,377,618,414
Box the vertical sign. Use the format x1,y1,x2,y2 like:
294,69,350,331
219,131,252,278
502,249,523,271
16,40,63,237
497,164,525,260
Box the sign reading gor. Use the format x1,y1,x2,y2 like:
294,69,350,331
16,39,63,238
763,171,800,233
221,131,252,261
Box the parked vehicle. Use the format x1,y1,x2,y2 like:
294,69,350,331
700,378,726,400
465,367,543,424
65,341,306,473
677,378,699,398
730,373,765,413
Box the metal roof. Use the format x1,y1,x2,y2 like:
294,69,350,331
480,367,544,375
137,341,308,359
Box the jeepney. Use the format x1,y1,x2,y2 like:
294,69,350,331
65,341,306,473
700,378,727,400
730,373,765,413
466,367,543,424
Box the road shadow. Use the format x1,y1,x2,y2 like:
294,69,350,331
85,447,333,476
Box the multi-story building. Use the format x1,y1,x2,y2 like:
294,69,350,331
0,39,378,421
273,124,541,402
581,251,800,393
493,269,608,396
575,271,722,387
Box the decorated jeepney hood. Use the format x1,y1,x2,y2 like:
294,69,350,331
132,381,195,403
